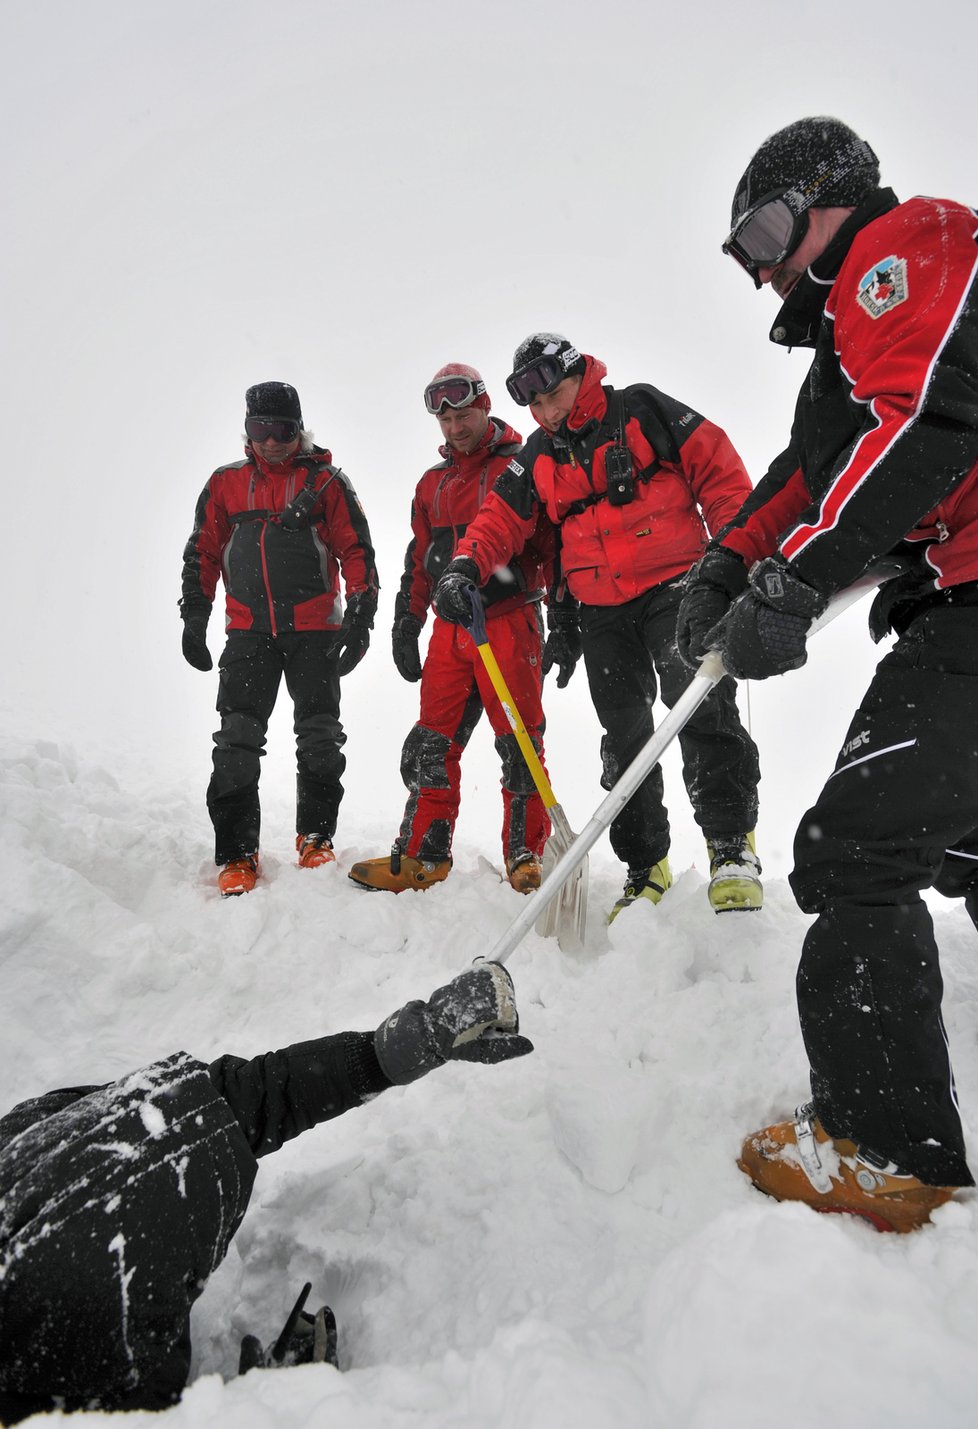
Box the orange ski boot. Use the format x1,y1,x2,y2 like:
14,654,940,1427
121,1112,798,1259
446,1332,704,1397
507,855,542,893
218,854,259,897
348,847,451,893
737,1103,957,1232
297,834,336,869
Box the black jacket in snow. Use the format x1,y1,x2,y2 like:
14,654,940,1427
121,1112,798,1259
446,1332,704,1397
0,1035,388,1420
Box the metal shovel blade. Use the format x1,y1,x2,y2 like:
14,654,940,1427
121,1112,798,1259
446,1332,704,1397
534,804,588,950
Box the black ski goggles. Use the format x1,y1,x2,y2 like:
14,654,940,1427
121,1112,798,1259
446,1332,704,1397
245,417,300,443
423,375,485,414
722,191,809,288
505,355,566,407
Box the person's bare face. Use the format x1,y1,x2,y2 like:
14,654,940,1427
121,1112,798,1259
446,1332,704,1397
437,403,490,455
528,375,583,432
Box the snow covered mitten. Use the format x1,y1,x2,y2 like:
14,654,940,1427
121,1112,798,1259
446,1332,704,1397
433,557,480,625
374,962,533,1085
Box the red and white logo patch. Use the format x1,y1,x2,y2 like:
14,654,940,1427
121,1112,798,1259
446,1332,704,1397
856,255,909,319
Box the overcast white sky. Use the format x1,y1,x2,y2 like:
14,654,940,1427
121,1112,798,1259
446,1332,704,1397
3,0,976,876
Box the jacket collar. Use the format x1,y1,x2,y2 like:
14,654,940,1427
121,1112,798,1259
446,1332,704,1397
438,415,520,469
769,187,901,349
246,443,331,477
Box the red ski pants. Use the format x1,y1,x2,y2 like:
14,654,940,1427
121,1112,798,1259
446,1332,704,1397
397,605,551,864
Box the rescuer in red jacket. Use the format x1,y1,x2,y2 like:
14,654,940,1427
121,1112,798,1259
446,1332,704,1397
349,364,554,895
180,382,379,897
433,337,762,917
678,116,978,1228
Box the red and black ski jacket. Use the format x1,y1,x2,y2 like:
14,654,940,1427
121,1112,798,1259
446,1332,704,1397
717,191,978,597
181,444,378,635
454,358,752,607
394,416,555,624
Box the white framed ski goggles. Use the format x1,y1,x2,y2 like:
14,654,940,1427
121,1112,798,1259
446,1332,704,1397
424,375,486,414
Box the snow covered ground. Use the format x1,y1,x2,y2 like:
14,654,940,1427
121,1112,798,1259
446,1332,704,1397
2,701,977,1429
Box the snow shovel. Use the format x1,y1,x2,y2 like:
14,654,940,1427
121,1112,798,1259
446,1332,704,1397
463,587,588,951
478,559,906,967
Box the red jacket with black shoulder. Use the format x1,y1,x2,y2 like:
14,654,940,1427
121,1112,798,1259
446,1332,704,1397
394,416,555,624
181,444,378,636
454,358,753,606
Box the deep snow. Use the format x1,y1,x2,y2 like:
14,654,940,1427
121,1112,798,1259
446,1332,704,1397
2,703,976,1429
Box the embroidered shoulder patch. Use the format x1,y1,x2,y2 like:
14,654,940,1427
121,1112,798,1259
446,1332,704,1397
856,255,909,318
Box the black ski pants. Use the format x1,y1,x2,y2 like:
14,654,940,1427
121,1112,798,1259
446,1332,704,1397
579,580,760,871
790,607,978,1187
207,632,345,864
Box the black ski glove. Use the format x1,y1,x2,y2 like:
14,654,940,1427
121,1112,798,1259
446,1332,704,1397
676,547,749,669
433,557,480,625
328,592,375,676
542,601,582,688
868,567,931,643
711,555,828,681
374,961,533,1085
181,609,213,672
391,613,424,682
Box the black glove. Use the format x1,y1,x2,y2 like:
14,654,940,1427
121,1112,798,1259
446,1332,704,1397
392,613,423,682
181,610,213,672
676,546,749,669
328,592,375,676
712,555,828,681
868,568,931,643
374,961,533,1085
433,557,481,625
542,603,582,688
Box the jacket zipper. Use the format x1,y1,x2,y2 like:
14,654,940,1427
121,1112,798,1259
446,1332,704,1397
258,525,278,635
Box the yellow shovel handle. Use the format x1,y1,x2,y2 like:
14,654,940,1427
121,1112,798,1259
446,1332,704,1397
472,637,559,813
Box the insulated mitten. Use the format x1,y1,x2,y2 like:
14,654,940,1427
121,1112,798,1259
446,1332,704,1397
712,556,828,680
328,592,375,676
374,961,533,1085
181,613,213,672
676,546,749,668
542,599,582,688
433,557,481,625
391,613,423,682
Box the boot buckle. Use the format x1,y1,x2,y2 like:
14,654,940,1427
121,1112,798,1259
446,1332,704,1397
793,1104,833,1193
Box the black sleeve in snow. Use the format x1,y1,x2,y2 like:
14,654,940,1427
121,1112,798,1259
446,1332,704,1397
208,1030,391,1158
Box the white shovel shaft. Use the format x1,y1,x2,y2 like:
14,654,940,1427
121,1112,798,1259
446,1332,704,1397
484,655,722,965
481,560,906,967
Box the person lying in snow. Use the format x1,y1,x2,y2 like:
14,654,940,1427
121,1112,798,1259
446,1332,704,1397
0,962,530,1422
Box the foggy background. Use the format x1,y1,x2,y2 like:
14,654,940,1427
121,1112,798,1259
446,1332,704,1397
3,0,975,876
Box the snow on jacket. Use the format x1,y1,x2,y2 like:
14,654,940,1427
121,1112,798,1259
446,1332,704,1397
0,1034,386,1416
0,1054,257,1413
394,416,556,624
181,443,379,635
454,358,753,606
717,192,978,595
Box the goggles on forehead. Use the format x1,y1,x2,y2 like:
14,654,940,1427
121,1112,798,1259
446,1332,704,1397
722,192,809,288
424,375,485,414
505,354,566,407
246,417,300,443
